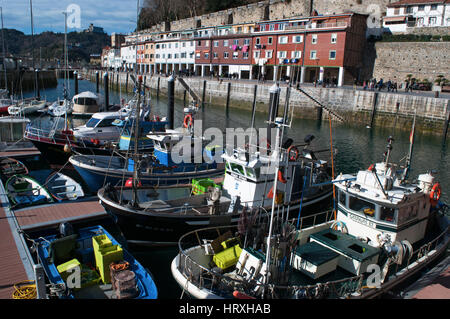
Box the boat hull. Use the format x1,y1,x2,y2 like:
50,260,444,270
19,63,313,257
98,186,332,246
70,155,225,193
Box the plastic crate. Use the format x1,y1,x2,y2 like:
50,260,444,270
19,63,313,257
192,178,219,195
213,244,242,270
57,258,81,281
95,245,124,284
92,234,113,270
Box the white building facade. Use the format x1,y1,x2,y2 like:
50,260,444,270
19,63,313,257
383,0,450,33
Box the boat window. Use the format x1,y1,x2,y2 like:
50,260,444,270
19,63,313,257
85,118,100,128
246,167,260,179
97,119,116,127
338,189,346,207
230,163,245,176
348,195,376,217
380,206,397,223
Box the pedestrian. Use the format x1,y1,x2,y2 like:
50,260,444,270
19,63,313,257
393,82,398,93
363,80,367,90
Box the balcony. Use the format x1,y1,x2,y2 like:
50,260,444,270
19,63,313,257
284,22,348,31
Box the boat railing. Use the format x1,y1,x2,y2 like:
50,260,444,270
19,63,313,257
176,223,365,299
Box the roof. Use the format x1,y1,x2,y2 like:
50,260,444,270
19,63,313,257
73,91,98,99
388,0,449,7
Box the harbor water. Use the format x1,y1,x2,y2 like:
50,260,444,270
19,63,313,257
4,77,449,298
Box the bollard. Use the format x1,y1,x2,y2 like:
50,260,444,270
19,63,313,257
167,75,175,130
104,72,109,110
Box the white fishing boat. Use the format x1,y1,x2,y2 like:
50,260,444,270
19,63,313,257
171,119,449,299
8,99,46,116
47,99,73,117
72,91,104,116
45,172,85,201
6,174,54,208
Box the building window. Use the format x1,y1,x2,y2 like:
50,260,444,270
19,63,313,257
431,4,438,10
312,34,318,44
244,39,250,45
265,50,273,59
429,16,437,25
418,5,425,11
329,50,336,60
224,52,229,59
394,8,400,15
331,33,337,44
243,52,249,59
279,36,288,44
206,40,209,47
269,24,275,31
213,52,218,59
310,50,317,59
214,41,219,47
233,39,239,45
260,25,266,32
292,51,301,59
406,6,413,14
253,51,260,59
255,37,261,45
293,35,303,43
279,23,285,31
197,40,202,46
277,51,287,58
233,51,239,59
204,53,209,59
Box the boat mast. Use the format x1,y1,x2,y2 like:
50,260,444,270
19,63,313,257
29,0,38,100
63,11,68,130
1,7,7,95
131,0,141,207
401,109,416,183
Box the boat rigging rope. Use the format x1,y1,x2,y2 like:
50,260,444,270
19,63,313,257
12,280,36,299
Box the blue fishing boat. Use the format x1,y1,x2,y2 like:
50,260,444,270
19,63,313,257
32,224,158,299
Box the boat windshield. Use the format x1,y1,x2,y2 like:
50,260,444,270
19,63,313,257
85,118,100,128
75,97,97,105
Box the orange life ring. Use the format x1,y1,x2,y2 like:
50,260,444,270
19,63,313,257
278,170,287,184
287,145,299,161
430,183,441,203
183,114,193,128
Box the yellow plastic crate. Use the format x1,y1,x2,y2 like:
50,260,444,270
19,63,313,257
95,245,124,284
92,234,113,270
57,258,81,281
213,244,242,270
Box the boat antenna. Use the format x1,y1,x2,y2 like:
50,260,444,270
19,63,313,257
401,109,416,183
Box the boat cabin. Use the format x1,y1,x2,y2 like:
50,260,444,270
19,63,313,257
334,162,434,246
221,146,330,208
72,91,103,115
73,112,123,142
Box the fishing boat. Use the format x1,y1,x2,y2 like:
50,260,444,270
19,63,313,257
8,99,46,116
47,99,73,117
45,172,85,201
170,128,449,299
0,157,29,181
72,91,104,116
5,174,54,208
29,223,158,299
96,83,332,246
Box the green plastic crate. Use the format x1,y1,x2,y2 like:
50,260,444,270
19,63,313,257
213,244,242,270
192,178,221,195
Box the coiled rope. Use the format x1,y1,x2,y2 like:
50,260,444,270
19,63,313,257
12,280,36,299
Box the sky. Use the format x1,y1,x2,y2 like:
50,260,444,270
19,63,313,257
1,0,141,35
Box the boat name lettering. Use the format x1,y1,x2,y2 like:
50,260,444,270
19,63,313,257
348,213,375,228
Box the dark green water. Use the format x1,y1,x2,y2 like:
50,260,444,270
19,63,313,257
18,78,450,298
